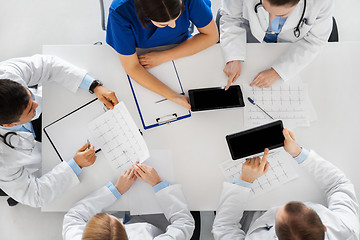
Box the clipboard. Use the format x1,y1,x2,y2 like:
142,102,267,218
127,61,191,129
43,99,107,162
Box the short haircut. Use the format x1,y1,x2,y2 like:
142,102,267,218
82,213,128,240
267,0,300,7
275,201,325,240
134,0,185,28
0,79,30,125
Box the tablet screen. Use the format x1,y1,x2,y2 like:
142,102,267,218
226,120,284,160
189,85,244,111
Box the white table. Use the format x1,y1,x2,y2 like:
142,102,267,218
41,43,360,212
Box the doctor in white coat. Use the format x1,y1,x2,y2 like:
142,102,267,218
212,129,359,240
0,54,119,207
63,163,195,240
220,0,335,89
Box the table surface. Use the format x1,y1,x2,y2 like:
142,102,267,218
41,42,360,212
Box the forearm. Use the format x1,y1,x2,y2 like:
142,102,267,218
155,184,195,240
212,182,249,239
0,161,79,207
124,58,179,100
300,151,359,230
161,29,218,62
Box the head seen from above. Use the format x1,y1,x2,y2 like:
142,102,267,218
262,0,300,20
0,79,38,127
134,0,184,28
82,213,128,240
275,201,326,240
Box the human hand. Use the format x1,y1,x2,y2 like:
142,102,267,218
239,148,270,183
223,60,241,90
73,142,96,168
132,163,162,186
138,51,169,68
283,128,302,158
94,85,119,109
170,93,191,110
250,68,280,88
115,168,137,195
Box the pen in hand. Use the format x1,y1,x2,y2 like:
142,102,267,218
87,139,90,149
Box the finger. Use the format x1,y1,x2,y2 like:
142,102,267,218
225,72,237,90
283,128,294,141
288,129,296,141
78,143,89,152
255,157,261,165
264,162,270,173
250,73,261,87
134,170,142,179
109,93,119,106
260,148,269,168
90,154,96,164
135,164,146,174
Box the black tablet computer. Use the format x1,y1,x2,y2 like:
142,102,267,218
226,120,284,160
188,85,245,112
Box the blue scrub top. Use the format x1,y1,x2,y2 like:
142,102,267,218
263,16,288,43
106,0,213,55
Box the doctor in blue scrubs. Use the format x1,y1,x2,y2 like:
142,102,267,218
106,0,219,109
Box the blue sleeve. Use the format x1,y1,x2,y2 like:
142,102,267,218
67,159,82,176
152,180,170,192
106,182,122,199
232,177,253,188
79,74,95,90
106,7,137,55
294,147,310,164
188,0,213,28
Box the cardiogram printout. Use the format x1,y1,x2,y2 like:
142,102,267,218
242,81,316,129
219,149,298,198
88,102,150,172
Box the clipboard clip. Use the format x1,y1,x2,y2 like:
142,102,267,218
156,113,178,125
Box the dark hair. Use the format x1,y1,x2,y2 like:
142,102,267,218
275,201,325,240
134,0,184,28
0,79,30,125
83,213,128,240
267,0,300,7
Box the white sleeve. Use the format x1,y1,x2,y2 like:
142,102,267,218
301,150,359,236
154,184,195,240
219,0,247,63
0,54,87,93
272,0,334,82
0,161,79,208
212,182,250,240
62,186,118,240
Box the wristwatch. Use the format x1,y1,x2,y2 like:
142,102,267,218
89,80,103,94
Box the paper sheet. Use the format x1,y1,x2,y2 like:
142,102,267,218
88,102,150,172
242,81,316,129
128,60,190,128
219,149,298,199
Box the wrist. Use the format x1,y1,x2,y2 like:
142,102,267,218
239,175,254,183
89,80,103,94
291,146,302,158
151,178,162,187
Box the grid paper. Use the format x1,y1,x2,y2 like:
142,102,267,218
220,149,298,198
88,102,149,172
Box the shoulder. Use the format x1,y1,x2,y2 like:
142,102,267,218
110,0,134,13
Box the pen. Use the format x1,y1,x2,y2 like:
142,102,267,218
247,97,274,120
95,149,101,154
87,139,90,149
155,98,167,104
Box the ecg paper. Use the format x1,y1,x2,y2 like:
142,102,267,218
88,102,150,172
219,149,298,198
242,82,315,129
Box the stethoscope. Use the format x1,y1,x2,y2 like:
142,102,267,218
0,131,35,150
254,0,307,38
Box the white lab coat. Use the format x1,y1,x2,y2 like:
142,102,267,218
63,184,195,240
0,55,88,207
212,150,360,240
220,0,335,82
